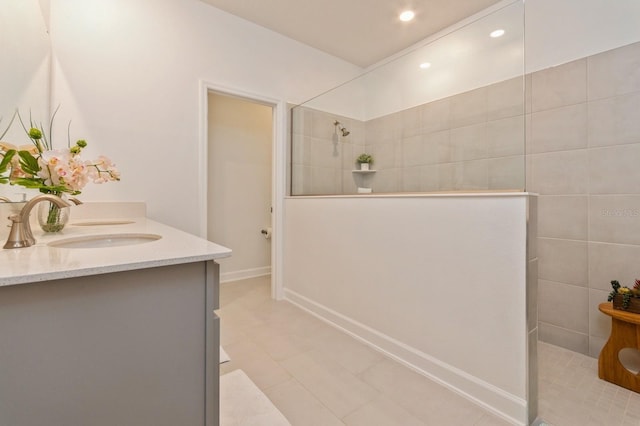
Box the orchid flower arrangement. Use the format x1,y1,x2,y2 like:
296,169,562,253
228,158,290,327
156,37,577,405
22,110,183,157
0,109,120,196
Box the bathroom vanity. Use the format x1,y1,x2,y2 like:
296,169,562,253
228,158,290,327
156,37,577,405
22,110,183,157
0,214,231,426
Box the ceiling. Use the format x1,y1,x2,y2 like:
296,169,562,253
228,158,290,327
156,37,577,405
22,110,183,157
199,0,504,68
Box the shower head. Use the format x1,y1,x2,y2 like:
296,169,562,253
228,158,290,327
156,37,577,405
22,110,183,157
333,120,350,137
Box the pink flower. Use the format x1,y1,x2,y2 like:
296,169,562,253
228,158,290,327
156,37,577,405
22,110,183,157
88,155,120,183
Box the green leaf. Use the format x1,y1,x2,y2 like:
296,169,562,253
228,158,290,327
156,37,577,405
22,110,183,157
17,150,40,175
0,149,16,172
12,178,43,188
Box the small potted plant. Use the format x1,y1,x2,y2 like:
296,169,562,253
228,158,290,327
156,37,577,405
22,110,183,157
608,280,640,313
356,153,373,171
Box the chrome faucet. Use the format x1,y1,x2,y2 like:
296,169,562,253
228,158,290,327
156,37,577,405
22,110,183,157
3,194,72,249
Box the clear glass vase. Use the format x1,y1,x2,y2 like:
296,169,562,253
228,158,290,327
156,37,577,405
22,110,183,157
37,201,70,232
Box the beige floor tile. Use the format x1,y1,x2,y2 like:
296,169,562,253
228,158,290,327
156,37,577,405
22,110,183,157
358,358,444,404
223,338,292,390
280,351,380,418
245,325,314,362
263,378,346,426
218,303,265,331
474,413,514,425
219,320,249,347
308,327,387,375
342,395,426,426
401,390,487,425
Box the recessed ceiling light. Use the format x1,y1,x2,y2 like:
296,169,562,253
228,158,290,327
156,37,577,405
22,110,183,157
419,62,431,69
490,29,505,38
399,10,415,22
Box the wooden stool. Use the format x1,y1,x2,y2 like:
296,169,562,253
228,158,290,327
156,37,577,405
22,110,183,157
598,302,640,393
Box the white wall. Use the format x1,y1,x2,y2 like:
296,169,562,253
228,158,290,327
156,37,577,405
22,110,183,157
283,194,533,425
525,0,640,73
207,93,272,281
47,0,362,234
0,0,50,134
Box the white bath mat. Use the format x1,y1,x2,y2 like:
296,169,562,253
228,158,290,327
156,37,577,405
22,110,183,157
220,346,230,364
220,369,290,426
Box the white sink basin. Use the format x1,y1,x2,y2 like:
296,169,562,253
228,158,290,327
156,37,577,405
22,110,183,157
71,220,136,226
48,233,162,249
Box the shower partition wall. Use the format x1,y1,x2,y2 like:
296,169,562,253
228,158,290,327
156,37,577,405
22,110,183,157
290,0,525,196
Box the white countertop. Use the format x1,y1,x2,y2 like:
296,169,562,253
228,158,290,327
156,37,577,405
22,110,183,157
0,217,232,287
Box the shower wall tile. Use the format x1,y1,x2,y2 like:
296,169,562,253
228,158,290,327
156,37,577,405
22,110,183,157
310,138,341,169
589,195,640,245
487,115,525,158
420,165,440,192
455,159,489,190
365,118,383,146
402,135,424,168
531,58,587,112
311,112,338,140
530,103,587,154
423,130,450,164
450,87,487,128
588,92,640,148
420,97,451,134
589,144,640,194
366,115,400,145
401,106,422,138
488,156,524,190
588,242,640,292
538,238,588,286
373,169,399,193
341,143,355,169
537,195,588,240
487,76,525,120
589,336,607,359
530,150,588,195
525,113,532,155
525,74,532,114
525,140,534,192
402,166,421,192
346,120,366,146
438,163,456,191
291,165,309,195
310,167,340,195
588,288,611,340
291,135,312,166
450,123,488,161
342,171,358,194
371,143,399,169
538,279,588,333
538,322,588,355
587,41,640,100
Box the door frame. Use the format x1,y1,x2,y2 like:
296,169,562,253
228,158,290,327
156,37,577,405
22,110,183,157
198,80,286,300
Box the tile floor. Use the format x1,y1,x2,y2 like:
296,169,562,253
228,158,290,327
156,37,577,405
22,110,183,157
219,276,640,425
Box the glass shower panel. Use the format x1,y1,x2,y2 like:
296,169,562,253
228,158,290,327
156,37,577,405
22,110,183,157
290,0,524,196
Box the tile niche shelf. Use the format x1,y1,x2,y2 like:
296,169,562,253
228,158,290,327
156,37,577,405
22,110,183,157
352,169,376,174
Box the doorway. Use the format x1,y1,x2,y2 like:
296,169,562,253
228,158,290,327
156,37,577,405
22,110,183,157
206,91,273,284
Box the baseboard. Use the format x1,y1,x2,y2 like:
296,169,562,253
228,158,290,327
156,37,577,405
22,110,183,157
220,266,271,283
285,288,527,426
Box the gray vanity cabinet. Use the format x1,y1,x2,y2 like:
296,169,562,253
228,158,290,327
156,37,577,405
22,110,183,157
0,260,220,426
